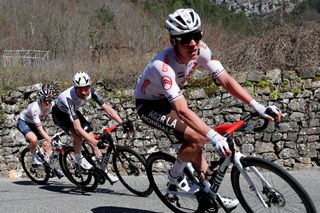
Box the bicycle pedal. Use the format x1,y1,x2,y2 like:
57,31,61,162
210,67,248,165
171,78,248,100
166,183,178,192
98,177,105,184
31,164,39,168
49,172,54,178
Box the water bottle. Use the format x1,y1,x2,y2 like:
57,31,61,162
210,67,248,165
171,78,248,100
36,149,46,161
49,149,58,165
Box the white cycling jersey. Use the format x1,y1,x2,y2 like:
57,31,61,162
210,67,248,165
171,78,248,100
55,86,105,122
19,101,51,127
134,41,225,102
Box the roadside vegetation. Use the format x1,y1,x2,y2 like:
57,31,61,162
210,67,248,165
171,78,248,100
0,0,319,92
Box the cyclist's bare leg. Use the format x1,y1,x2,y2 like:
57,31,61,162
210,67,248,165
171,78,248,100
88,132,103,158
172,126,208,176
25,132,38,155
70,128,83,155
178,127,206,161
41,140,52,159
191,149,208,178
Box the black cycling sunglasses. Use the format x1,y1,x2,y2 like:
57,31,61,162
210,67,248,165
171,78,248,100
175,31,203,45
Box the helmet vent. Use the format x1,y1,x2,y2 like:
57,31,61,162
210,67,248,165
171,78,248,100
176,16,186,27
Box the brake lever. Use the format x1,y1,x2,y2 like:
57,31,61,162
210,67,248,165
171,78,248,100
265,107,280,129
122,120,135,133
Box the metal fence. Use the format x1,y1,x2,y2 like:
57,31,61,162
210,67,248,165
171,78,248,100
2,50,51,67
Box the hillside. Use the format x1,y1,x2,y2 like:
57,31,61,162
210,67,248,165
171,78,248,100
0,0,319,90
222,22,320,71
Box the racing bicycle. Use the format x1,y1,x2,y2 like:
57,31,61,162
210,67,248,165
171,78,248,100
61,121,153,196
146,111,317,213
20,131,68,184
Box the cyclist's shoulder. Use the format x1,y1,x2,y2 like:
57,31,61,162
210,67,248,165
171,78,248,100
28,101,41,110
151,47,174,63
57,87,74,99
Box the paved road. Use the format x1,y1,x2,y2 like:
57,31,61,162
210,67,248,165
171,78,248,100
0,169,319,213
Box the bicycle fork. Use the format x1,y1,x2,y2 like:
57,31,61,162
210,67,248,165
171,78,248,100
233,152,271,208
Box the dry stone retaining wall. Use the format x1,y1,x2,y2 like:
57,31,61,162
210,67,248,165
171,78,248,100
0,67,320,178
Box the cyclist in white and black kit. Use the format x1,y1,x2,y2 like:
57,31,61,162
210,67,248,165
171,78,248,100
17,86,54,164
135,8,282,210
52,72,123,182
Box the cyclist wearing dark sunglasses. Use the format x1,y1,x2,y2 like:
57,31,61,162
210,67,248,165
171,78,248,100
134,8,281,210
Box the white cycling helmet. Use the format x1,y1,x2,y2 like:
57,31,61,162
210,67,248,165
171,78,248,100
165,8,201,36
73,71,91,87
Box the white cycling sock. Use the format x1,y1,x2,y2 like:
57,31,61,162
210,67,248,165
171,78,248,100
75,154,82,161
170,157,188,177
203,180,211,193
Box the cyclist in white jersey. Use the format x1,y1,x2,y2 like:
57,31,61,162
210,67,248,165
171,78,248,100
17,86,54,164
52,72,123,181
135,8,282,209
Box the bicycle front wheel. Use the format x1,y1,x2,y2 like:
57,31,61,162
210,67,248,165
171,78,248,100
231,157,317,213
146,152,199,213
20,147,49,184
60,146,98,192
112,145,153,197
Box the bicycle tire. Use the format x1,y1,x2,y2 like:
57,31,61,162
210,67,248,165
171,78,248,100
146,152,199,213
112,145,153,197
20,147,49,184
231,157,317,213
60,146,98,192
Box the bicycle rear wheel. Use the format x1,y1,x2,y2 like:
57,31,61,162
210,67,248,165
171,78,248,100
20,147,49,184
60,146,98,192
231,157,317,213
112,145,153,197
146,152,199,213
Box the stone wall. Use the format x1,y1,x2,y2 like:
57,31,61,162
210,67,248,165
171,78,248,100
1,67,320,178
211,0,304,16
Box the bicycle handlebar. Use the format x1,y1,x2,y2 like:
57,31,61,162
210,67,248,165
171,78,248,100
95,120,134,139
36,131,66,145
51,131,66,141
216,111,277,137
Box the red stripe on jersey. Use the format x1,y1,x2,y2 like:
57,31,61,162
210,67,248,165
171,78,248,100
212,69,225,78
169,94,183,102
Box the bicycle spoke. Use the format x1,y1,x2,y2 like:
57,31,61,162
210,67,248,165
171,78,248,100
20,148,49,184
147,153,199,213
113,146,152,197
232,157,316,213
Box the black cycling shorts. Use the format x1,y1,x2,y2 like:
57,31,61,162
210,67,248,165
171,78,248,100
135,99,187,143
16,118,44,140
52,105,93,134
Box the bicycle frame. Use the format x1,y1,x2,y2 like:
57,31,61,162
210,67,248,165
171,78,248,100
24,131,67,179
81,123,132,184
35,131,66,161
208,147,272,209
164,113,276,209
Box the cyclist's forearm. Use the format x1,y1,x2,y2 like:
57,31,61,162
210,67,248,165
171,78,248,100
217,73,253,105
176,107,211,137
37,127,51,143
73,120,98,146
101,103,123,123
172,98,212,137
